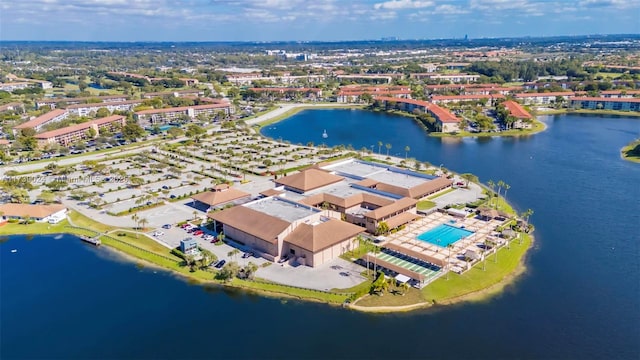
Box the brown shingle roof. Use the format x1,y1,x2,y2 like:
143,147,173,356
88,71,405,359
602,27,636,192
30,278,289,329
191,188,250,207
372,176,452,199
0,204,65,219
34,115,125,139
502,100,532,119
14,109,67,129
300,192,393,209
364,197,417,220
275,168,344,193
384,212,420,229
208,206,289,244
284,219,363,252
259,188,284,197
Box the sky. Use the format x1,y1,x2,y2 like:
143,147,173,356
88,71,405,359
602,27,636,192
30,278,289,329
1,0,639,42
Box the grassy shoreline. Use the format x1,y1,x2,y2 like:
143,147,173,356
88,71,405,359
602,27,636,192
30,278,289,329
621,139,640,163
430,119,546,138
536,108,640,117
351,233,533,312
1,207,533,312
255,104,365,129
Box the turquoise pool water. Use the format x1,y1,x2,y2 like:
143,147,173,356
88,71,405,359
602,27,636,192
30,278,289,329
158,125,174,131
417,224,474,247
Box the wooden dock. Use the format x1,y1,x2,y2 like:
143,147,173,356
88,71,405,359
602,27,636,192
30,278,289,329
80,235,101,246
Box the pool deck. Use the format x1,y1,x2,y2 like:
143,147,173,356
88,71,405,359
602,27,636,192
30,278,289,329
380,211,510,274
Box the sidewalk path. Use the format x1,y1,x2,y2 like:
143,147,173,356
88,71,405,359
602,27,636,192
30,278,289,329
245,103,361,126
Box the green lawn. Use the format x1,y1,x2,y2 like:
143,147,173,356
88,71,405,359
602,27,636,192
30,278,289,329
422,234,531,303
340,239,378,261
417,200,437,210
0,219,70,235
621,139,640,163
355,287,425,307
68,210,114,233
427,187,455,200
107,230,176,256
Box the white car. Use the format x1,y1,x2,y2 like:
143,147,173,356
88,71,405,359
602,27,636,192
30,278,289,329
153,231,164,237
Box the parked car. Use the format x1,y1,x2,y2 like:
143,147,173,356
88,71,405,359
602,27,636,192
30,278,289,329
162,224,171,229
153,231,164,237
278,255,289,264
242,252,253,259
215,260,226,269
193,230,204,236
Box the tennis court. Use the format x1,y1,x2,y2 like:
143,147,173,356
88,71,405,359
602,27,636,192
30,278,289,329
372,250,441,283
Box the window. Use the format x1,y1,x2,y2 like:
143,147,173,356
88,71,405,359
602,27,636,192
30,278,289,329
290,248,295,255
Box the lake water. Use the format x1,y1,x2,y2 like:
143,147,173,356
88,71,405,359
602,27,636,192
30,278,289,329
2,110,640,359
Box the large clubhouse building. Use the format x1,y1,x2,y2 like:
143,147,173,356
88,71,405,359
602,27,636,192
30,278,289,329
209,160,453,267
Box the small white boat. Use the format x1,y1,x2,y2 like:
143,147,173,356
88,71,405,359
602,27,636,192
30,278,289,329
11,249,17,253
322,129,328,138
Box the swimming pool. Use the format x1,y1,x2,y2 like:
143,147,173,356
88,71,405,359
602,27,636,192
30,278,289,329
158,125,174,131
416,224,474,247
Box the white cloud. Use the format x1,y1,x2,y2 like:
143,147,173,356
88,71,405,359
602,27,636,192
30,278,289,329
374,0,434,10
432,4,470,15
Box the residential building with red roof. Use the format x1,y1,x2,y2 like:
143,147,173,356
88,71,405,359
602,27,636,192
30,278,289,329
13,109,69,135
599,90,640,98
134,103,233,126
569,97,640,111
431,94,505,105
514,92,575,105
501,100,534,129
337,85,412,103
36,95,129,109
35,115,126,148
374,96,460,132
66,100,143,117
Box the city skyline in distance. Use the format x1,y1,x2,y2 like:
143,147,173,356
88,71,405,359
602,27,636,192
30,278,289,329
1,0,639,42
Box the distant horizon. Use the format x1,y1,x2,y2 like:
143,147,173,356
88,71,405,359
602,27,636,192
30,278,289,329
1,33,638,45
2,1,639,42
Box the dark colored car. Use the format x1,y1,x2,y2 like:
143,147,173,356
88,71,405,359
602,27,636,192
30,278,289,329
162,224,171,229
215,260,226,269
242,252,253,259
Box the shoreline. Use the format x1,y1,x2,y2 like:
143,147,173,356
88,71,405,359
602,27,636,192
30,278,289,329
246,103,364,128
349,234,534,313
535,108,640,117
620,140,640,163
254,104,547,139
2,208,534,313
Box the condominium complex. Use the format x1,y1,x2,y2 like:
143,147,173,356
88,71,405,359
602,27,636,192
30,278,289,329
13,109,69,135
35,115,126,147
134,103,233,126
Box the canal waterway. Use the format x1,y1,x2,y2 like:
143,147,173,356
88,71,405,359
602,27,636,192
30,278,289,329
2,111,639,359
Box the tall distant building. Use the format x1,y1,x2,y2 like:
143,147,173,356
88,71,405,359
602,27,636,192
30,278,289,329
464,34,469,41
381,36,399,41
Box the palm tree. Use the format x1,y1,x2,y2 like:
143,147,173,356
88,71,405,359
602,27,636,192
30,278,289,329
503,183,511,203
228,249,240,262
404,145,410,159
217,231,225,243
385,143,392,156
377,141,383,155
139,217,148,231
400,281,410,295
496,180,505,209
131,213,139,229
193,210,198,220
487,180,495,207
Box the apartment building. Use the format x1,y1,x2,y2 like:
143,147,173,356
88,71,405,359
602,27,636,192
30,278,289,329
35,115,126,147
13,109,69,135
